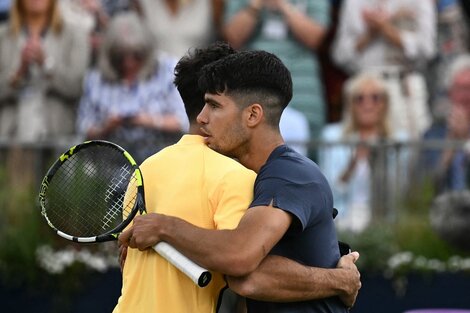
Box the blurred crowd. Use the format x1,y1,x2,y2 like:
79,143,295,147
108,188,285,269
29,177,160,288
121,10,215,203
1,0,470,233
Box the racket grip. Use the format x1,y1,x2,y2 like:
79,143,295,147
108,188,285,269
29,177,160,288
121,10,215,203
153,242,212,287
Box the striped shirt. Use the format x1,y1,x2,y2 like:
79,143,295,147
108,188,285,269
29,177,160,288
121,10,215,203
76,53,188,163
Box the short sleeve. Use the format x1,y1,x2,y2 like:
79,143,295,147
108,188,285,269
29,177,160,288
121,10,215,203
212,169,256,230
251,177,326,231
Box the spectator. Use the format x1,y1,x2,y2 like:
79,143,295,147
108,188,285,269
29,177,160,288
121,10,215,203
332,0,436,139
76,12,188,164
319,72,408,233
428,0,468,120
138,0,223,58
0,0,90,143
423,54,470,193
222,0,331,154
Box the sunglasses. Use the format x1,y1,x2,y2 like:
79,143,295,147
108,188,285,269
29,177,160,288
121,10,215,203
110,49,146,65
352,93,385,105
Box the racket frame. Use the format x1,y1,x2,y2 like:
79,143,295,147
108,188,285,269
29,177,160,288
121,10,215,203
38,140,145,243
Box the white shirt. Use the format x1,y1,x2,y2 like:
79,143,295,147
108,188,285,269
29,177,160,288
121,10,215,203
332,0,436,73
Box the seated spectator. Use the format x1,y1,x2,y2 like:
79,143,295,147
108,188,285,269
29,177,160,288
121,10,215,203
223,0,331,157
138,0,223,58
0,0,90,143
76,12,188,164
423,54,470,193
332,0,436,139
319,72,408,233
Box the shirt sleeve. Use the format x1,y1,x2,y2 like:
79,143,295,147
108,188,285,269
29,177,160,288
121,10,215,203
399,1,436,61
250,176,325,231
212,169,256,230
331,0,364,73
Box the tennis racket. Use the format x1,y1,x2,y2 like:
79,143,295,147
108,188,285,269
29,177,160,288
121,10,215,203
38,140,211,287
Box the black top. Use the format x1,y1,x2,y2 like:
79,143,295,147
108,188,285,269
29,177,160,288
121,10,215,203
247,145,347,313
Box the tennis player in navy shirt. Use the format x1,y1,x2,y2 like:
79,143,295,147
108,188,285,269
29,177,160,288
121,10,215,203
248,144,345,312
120,49,360,312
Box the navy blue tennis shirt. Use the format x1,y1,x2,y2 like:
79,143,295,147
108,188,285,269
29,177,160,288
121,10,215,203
247,145,348,313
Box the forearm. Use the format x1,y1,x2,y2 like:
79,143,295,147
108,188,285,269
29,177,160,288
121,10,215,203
223,1,261,49
378,21,403,50
157,215,262,276
279,2,326,50
355,31,375,53
227,255,352,302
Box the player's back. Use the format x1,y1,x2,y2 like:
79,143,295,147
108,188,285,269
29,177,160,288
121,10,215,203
113,135,255,313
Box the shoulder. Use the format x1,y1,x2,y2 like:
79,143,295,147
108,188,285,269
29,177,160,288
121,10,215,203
423,122,447,140
260,147,322,182
204,145,256,177
83,69,103,86
156,51,179,70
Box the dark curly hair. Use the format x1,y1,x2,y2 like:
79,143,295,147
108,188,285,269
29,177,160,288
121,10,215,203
174,42,236,122
198,50,293,127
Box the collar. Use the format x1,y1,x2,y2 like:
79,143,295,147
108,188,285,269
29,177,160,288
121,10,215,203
177,134,206,145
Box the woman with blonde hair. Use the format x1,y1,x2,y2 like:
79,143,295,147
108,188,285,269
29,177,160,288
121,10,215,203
319,71,408,233
0,0,90,142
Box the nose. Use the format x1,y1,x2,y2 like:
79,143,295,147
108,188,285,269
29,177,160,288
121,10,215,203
197,105,208,125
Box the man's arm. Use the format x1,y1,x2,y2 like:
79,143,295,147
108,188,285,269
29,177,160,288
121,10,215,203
119,204,292,277
227,252,361,307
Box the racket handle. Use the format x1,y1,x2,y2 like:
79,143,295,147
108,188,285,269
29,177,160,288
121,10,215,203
153,242,212,287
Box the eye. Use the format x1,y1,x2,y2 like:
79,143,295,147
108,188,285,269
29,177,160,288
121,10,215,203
208,102,218,109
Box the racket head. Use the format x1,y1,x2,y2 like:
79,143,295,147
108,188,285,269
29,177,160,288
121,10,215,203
38,140,145,243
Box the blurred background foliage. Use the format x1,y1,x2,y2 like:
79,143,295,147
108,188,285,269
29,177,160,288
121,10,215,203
0,154,469,302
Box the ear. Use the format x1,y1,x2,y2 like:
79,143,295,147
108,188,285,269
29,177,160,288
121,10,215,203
245,103,263,127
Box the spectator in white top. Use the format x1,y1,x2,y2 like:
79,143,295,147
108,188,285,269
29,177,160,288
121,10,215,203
332,0,436,139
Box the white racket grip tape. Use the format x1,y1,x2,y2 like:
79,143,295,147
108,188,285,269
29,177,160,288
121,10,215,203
153,242,212,287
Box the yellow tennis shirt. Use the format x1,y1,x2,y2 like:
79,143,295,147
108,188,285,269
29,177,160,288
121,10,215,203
113,135,256,313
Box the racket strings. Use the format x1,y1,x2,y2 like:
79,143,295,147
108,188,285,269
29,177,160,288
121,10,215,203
43,145,138,237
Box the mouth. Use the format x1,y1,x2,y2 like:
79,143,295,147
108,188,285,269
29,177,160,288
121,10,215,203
199,127,211,137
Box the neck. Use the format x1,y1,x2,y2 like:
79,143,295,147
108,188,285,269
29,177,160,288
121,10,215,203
237,128,284,173
188,122,201,135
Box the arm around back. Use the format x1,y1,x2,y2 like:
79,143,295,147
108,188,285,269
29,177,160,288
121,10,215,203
227,252,361,307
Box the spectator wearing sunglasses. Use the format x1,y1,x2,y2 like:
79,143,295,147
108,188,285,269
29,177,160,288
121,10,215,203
76,12,188,164
319,72,409,233
331,0,436,139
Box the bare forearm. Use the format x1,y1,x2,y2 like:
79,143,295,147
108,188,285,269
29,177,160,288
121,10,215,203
378,22,403,50
279,2,326,49
355,31,375,52
159,216,246,274
125,207,292,277
227,255,353,302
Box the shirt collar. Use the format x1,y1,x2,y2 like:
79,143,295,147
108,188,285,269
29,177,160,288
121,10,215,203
177,134,206,145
